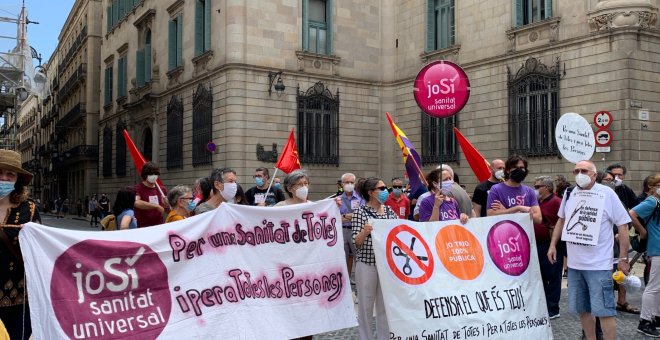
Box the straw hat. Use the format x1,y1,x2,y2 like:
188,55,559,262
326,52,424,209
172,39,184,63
0,149,33,186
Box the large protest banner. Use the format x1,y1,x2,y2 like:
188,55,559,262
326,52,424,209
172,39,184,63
371,213,552,340
20,200,356,339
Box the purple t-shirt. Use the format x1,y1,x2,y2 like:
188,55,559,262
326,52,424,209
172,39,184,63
418,195,461,222
486,183,538,211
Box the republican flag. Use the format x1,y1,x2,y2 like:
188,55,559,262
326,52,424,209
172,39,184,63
453,127,491,182
385,112,425,194
275,129,301,174
123,129,165,187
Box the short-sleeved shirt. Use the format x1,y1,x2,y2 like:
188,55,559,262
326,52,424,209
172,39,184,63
339,192,365,228
135,182,167,228
352,205,397,266
486,183,538,211
245,186,286,206
194,201,216,215
632,196,660,257
558,183,631,270
534,193,561,243
418,195,461,222
385,194,410,220
472,180,498,217
407,186,429,220
116,209,137,229
165,211,186,223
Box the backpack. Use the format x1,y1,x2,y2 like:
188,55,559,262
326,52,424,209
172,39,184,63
100,214,117,231
631,197,660,253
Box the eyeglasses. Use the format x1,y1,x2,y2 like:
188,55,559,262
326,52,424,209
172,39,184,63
179,196,193,200
572,169,592,175
533,185,546,189
375,186,388,191
392,186,403,189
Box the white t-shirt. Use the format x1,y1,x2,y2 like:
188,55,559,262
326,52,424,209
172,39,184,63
413,191,433,217
558,183,631,270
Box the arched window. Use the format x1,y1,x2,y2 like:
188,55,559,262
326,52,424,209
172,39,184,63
507,57,560,156
167,96,183,169
102,127,112,177
192,84,212,166
297,82,339,165
116,120,127,176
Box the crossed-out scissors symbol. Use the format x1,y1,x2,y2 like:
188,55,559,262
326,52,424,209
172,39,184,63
392,237,428,276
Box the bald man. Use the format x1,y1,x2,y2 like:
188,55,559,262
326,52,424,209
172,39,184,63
472,159,505,217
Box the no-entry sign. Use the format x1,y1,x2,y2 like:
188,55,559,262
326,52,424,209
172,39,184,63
595,129,612,147
413,60,470,119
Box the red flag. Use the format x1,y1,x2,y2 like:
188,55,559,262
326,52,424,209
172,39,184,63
453,127,491,182
275,129,301,174
123,129,164,187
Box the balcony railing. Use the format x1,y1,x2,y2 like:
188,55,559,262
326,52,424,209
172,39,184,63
57,26,87,75
55,103,85,136
18,138,33,151
58,63,87,100
52,144,98,168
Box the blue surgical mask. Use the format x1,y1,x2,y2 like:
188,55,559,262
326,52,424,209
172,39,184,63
393,188,402,197
187,200,196,211
0,181,15,199
377,190,389,203
255,177,265,187
274,183,281,189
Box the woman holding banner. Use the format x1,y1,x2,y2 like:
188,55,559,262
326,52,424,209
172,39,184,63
418,169,469,224
166,185,194,222
0,149,41,340
352,177,398,340
275,170,310,206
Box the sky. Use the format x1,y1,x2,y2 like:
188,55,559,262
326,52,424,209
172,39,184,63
0,0,75,65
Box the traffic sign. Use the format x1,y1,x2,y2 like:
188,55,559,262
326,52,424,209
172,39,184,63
595,128,612,147
385,224,434,285
594,111,612,128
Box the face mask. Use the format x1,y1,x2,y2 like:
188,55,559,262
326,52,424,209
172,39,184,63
494,170,505,181
656,188,660,196
255,178,265,187
393,188,402,197
603,181,615,190
575,173,592,189
509,168,527,183
343,183,354,193
187,200,196,211
221,182,238,201
147,175,158,184
0,181,15,199
377,190,389,203
534,189,540,198
274,183,281,189
614,177,623,187
295,186,308,200
441,180,453,195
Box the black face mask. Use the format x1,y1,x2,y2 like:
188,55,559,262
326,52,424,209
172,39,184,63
509,168,527,183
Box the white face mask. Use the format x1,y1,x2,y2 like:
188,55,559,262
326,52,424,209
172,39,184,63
146,175,158,184
575,173,592,189
614,177,623,187
494,170,505,181
221,182,238,201
656,188,660,197
343,183,354,193
295,186,308,200
534,189,540,197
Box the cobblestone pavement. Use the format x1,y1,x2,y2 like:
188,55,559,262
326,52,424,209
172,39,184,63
40,216,651,339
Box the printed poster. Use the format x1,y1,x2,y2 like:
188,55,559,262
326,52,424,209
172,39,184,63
20,200,356,339
560,189,606,246
371,213,552,340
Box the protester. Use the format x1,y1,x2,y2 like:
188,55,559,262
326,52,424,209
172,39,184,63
486,155,542,225
246,167,285,206
548,160,631,340
472,159,505,217
637,175,654,205
112,186,137,230
629,173,660,337
134,162,168,227
275,170,310,206
76,198,82,217
555,174,571,198
234,184,249,205
606,163,637,209
407,182,428,221
385,177,409,219
166,185,193,222
438,164,473,216
88,194,99,227
352,177,397,340
55,196,63,218
0,149,41,340
338,172,364,284
194,168,238,215
194,177,213,210
98,193,110,219
533,176,563,319
273,177,282,190
418,169,469,223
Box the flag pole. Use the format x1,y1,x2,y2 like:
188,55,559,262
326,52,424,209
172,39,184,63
263,168,279,200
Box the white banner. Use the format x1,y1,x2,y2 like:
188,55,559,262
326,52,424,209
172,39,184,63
561,189,606,246
371,214,552,340
20,200,356,339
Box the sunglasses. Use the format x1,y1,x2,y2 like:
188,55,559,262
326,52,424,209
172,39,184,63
374,186,388,191
572,169,592,175
392,186,403,189
533,185,546,189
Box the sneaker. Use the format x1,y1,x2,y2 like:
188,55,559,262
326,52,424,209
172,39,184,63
637,319,660,338
549,313,560,320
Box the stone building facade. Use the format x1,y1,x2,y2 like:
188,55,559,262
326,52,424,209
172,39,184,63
96,0,659,199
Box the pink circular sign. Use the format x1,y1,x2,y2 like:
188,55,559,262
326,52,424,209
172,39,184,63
50,240,171,339
486,220,531,276
413,60,470,118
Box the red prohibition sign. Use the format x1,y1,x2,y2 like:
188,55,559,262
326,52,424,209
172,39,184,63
385,224,434,285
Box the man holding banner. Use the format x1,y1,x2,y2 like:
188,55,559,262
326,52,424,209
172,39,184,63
548,160,631,340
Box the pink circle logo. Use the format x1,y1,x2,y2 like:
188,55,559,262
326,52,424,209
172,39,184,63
486,220,531,276
50,240,171,339
413,60,470,118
